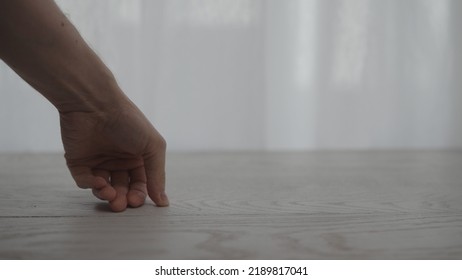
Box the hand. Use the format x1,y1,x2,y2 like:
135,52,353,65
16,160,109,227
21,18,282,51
0,0,169,212
59,100,169,212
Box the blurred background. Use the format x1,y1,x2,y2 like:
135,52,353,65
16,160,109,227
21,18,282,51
1,0,461,152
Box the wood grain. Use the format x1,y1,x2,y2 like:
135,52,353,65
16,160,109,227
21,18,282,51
0,151,461,259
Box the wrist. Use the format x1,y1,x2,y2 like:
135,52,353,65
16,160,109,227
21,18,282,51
53,72,129,115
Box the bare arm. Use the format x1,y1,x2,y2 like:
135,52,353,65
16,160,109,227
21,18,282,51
0,0,121,113
0,0,169,211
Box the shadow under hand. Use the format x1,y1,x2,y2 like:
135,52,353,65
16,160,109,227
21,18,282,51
94,202,112,213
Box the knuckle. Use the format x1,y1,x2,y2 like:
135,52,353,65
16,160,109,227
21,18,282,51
156,135,167,151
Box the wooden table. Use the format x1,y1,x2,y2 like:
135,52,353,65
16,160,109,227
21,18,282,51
0,151,461,259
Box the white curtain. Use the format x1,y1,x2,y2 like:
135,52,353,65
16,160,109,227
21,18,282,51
1,0,461,151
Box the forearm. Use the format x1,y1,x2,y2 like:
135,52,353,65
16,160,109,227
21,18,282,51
0,0,126,113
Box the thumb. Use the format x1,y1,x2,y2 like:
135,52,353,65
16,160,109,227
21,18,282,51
144,151,169,207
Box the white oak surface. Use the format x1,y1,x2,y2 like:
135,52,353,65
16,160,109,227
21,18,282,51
0,151,461,259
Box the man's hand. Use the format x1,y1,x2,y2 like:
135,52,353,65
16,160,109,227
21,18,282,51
0,0,169,212
60,101,169,212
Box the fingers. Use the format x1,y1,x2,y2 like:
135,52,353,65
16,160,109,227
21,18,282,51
68,166,106,189
144,148,169,207
127,166,147,208
109,171,129,212
91,169,116,201
92,169,148,212
69,166,116,201
68,147,169,211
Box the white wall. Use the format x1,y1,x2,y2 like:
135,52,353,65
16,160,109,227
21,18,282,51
1,0,461,152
